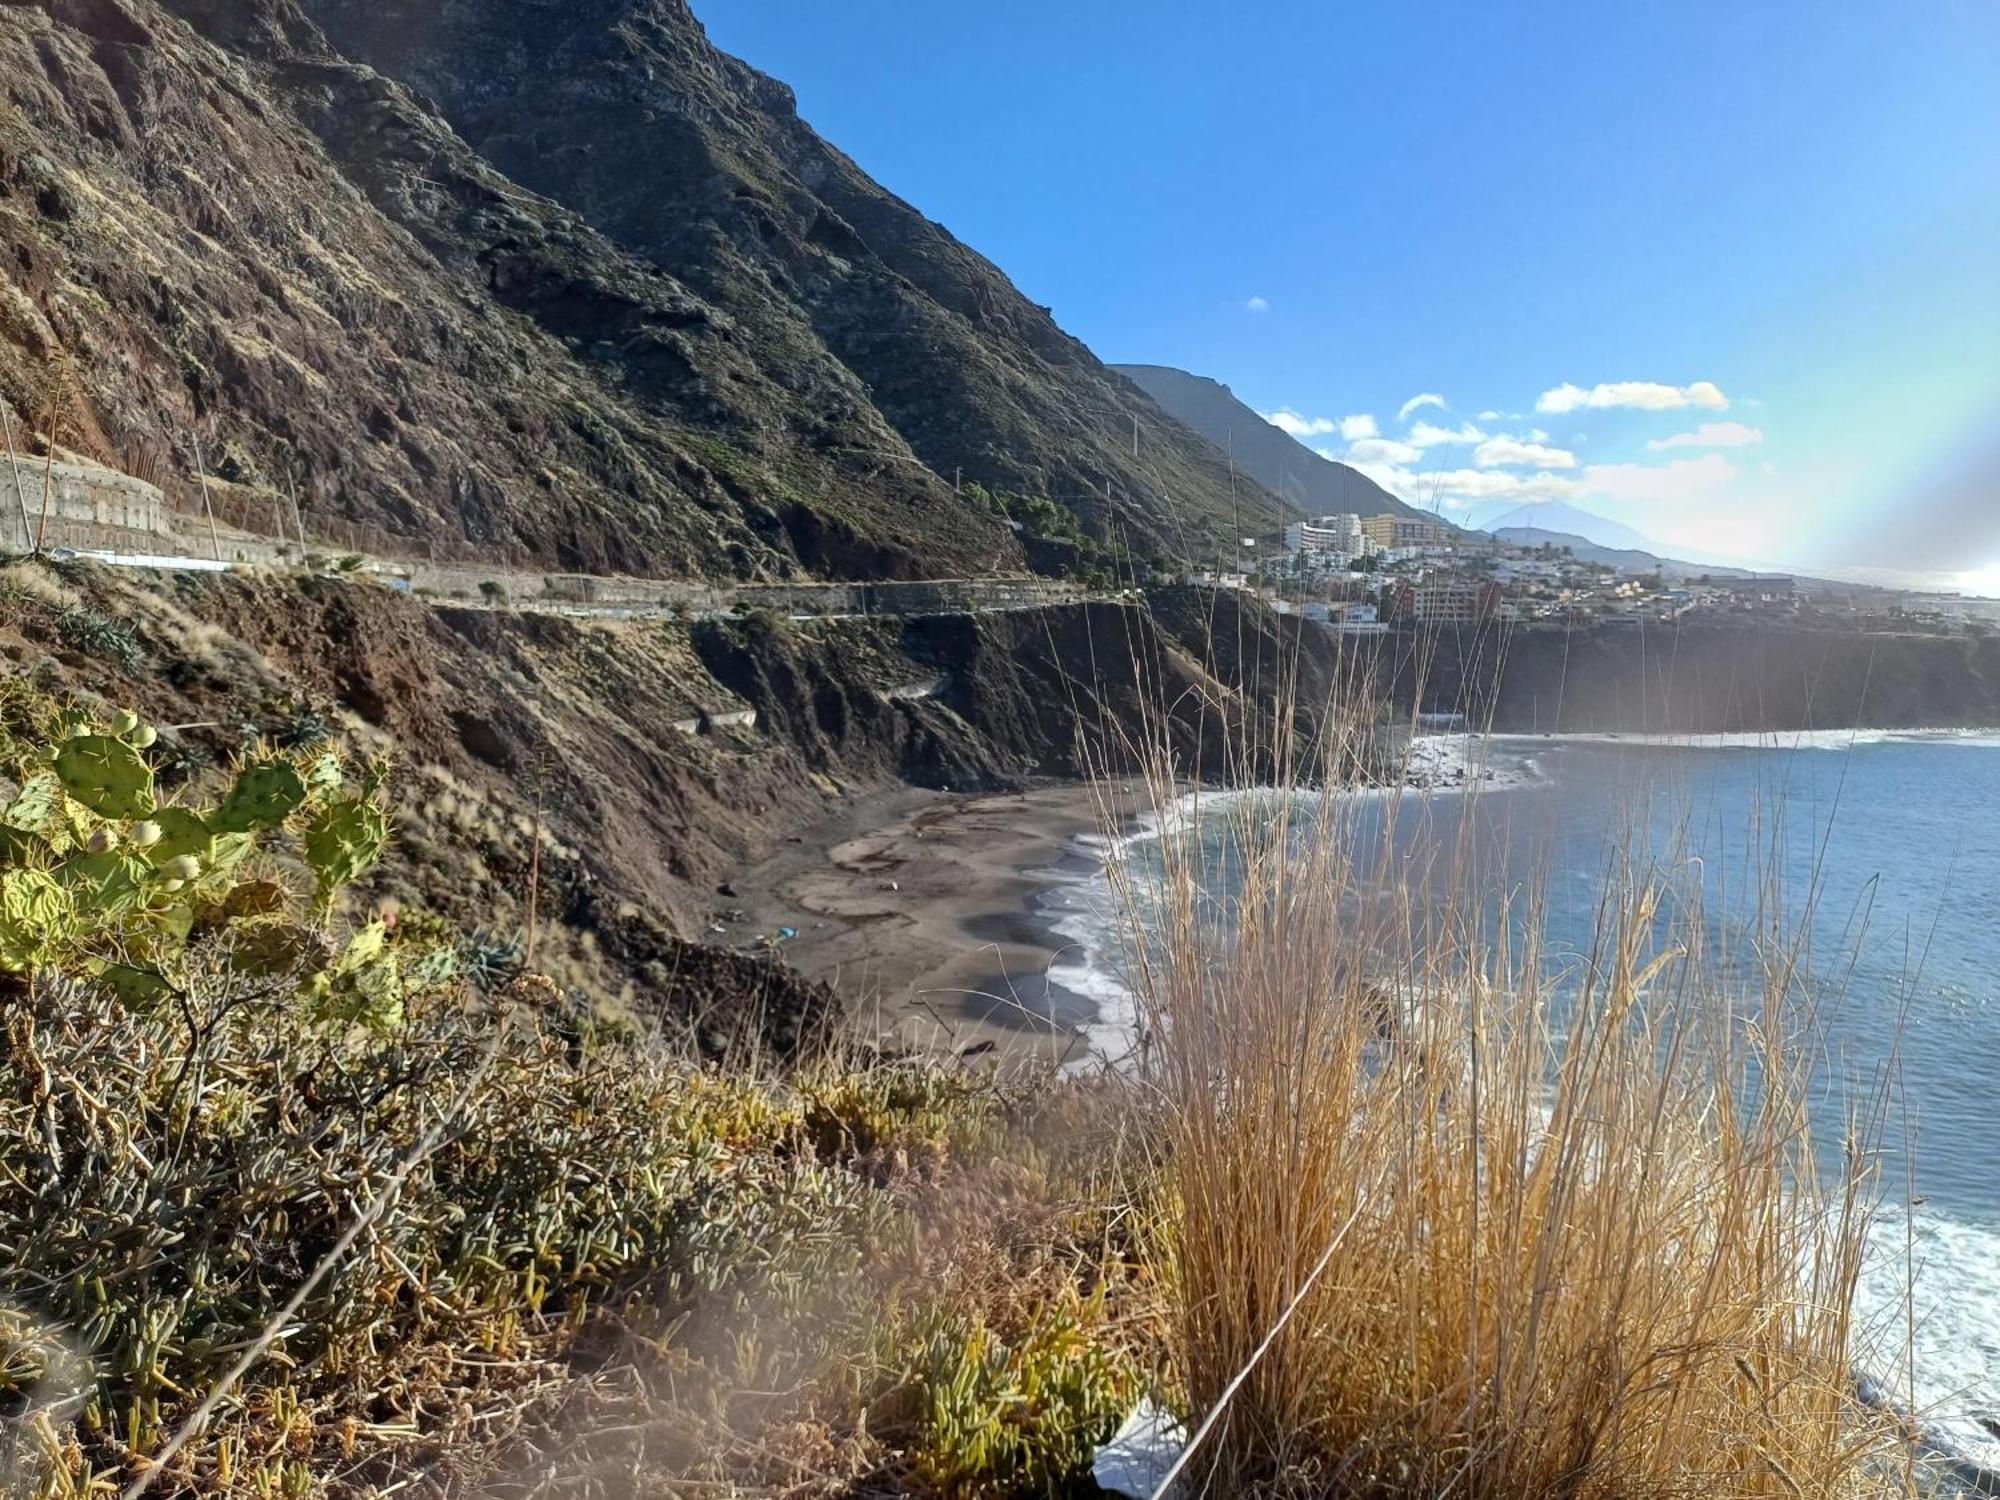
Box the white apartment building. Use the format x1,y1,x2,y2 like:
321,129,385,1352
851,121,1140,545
1282,513,1366,559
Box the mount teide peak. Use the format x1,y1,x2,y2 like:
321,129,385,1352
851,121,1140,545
0,0,1288,579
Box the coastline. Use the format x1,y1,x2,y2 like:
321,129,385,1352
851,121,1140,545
719,737,1537,1067
722,780,1146,1065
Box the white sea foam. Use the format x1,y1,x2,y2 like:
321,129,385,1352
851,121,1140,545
1498,727,2000,752
1853,1206,2000,1476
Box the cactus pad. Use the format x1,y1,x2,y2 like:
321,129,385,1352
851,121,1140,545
305,798,389,891
209,762,308,834
1,869,75,970
144,808,212,865
2,772,66,839
55,736,155,821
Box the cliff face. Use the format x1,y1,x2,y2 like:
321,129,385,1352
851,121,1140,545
298,0,1295,559
2,562,1289,1015
1395,625,2000,733
0,0,1286,580
4,0,994,578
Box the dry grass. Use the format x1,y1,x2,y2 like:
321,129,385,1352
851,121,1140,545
1091,646,1908,1496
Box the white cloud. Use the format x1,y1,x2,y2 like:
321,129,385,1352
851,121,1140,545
1406,420,1488,449
1397,392,1447,421
1262,409,1378,441
1474,437,1578,470
1262,408,1337,438
1477,410,1502,422
1245,296,1271,314
1342,436,1424,467
1579,453,1738,504
1340,457,1581,511
1646,421,1765,450
1535,380,1730,414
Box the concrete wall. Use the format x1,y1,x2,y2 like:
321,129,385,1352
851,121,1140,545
0,459,168,552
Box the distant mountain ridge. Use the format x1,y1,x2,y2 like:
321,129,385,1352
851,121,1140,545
1112,364,1422,522
1477,502,1657,553
1494,527,1752,579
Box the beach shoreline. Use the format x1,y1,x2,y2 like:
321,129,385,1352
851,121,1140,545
719,779,1145,1066
716,737,1536,1066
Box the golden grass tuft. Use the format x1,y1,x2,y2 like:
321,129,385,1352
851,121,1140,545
1095,657,1905,1496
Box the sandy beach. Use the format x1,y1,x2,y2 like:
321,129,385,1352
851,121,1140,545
718,780,1145,1065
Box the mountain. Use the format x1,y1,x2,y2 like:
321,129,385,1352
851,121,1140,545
0,0,1287,581
1477,502,1656,554
1493,527,1752,579
1111,364,1420,523
290,0,1294,566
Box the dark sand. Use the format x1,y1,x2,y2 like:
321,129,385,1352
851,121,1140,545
720,781,1146,1064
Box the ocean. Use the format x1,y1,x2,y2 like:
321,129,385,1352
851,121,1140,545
1040,729,2000,1474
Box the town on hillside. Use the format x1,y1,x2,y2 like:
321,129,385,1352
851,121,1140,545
1182,511,2000,635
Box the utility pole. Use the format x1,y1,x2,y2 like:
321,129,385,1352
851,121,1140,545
191,429,222,562
1131,413,1139,460
34,362,69,557
285,466,307,553
524,748,547,970
3,408,33,553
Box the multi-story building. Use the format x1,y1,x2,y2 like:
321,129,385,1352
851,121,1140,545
1360,513,1456,552
1387,576,1503,626
1281,513,1366,559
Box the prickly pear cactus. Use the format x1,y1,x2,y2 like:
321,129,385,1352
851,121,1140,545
2,772,66,840
0,869,74,969
55,736,155,820
208,762,308,834
3,697,453,1028
305,798,389,894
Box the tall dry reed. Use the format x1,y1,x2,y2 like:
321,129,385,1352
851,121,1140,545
1088,613,1903,1497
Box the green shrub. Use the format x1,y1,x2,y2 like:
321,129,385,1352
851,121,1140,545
0,707,423,1023
50,605,143,670
908,1297,1133,1498
0,688,1148,1498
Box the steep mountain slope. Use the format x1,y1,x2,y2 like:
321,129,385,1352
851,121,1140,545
296,0,1293,559
0,0,1282,582
1112,363,1421,522
0,0,1021,579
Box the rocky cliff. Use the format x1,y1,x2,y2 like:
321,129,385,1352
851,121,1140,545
0,0,1290,581
0,560,1299,1016
1390,623,2000,733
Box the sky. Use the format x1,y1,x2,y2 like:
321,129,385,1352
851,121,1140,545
700,2,2000,589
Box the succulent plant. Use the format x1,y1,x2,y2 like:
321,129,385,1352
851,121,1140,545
304,796,389,894
1,709,413,1025
208,761,308,834
55,734,155,820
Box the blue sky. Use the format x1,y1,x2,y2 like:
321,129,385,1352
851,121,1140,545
701,2,2000,587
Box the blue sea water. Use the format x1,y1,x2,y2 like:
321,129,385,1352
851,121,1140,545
1045,730,2000,1470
